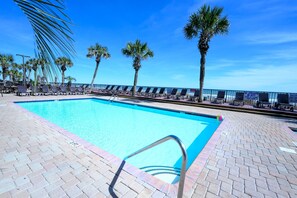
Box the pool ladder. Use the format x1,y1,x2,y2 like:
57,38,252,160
124,135,187,198
109,94,118,101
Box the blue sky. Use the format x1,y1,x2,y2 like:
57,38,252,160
1,0,297,92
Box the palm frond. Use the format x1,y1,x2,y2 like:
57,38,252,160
14,0,75,82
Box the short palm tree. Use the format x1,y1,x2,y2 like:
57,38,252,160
26,58,39,93
37,58,48,84
65,76,76,87
54,57,73,85
184,5,229,102
122,40,154,96
86,44,111,89
9,63,22,83
0,54,14,85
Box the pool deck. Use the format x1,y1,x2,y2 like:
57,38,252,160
1,94,297,197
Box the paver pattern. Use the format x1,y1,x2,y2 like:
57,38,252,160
0,94,297,197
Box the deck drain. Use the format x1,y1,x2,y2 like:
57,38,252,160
69,141,79,147
279,147,296,154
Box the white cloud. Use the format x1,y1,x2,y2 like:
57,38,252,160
246,32,297,45
206,64,297,92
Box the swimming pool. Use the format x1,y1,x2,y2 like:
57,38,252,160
16,98,221,183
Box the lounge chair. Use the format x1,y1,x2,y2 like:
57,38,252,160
119,86,128,94
17,85,30,96
176,89,188,100
41,85,50,95
76,86,84,95
149,87,158,97
275,93,294,112
141,87,151,97
69,86,77,95
213,91,225,104
135,87,143,96
166,88,178,99
59,85,68,95
51,86,59,95
256,93,271,108
155,88,166,98
189,89,200,102
232,92,244,106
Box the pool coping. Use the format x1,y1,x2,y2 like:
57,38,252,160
13,97,227,197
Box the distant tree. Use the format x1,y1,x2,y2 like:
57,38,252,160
26,58,39,93
54,57,73,86
37,58,48,84
0,54,14,85
184,5,229,102
122,40,154,96
86,43,110,90
9,63,22,83
65,76,76,87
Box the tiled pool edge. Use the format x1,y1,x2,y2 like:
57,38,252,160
12,98,226,197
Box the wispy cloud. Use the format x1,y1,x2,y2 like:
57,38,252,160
206,64,297,92
245,32,297,45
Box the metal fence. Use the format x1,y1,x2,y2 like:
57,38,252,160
72,83,297,107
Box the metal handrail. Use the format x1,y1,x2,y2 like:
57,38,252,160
124,135,187,198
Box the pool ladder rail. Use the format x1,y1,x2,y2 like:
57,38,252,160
124,135,187,198
109,94,118,101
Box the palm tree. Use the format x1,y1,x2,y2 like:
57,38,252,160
86,43,111,90
12,0,75,79
26,58,39,93
65,76,76,87
54,57,73,85
24,63,32,82
184,5,229,102
9,63,22,83
37,58,48,84
0,54,14,85
122,40,154,96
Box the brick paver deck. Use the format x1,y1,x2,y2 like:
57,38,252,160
0,94,297,197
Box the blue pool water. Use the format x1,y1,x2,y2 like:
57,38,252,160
16,98,221,183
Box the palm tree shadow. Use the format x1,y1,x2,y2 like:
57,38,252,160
108,160,126,198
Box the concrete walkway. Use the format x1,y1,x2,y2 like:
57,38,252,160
0,94,297,197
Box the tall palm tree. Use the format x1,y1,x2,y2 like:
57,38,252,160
0,54,14,86
54,57,73,85
122,40,154,96
26,58,39,93
12,0,75,80
86,44,111,89
184,5,229,102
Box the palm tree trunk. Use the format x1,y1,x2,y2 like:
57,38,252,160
41,66,48,84
199,52,206,102
2,68,6,86
90,60,100,90
62,71,65,86
133,69,139,96
34,70,37,93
